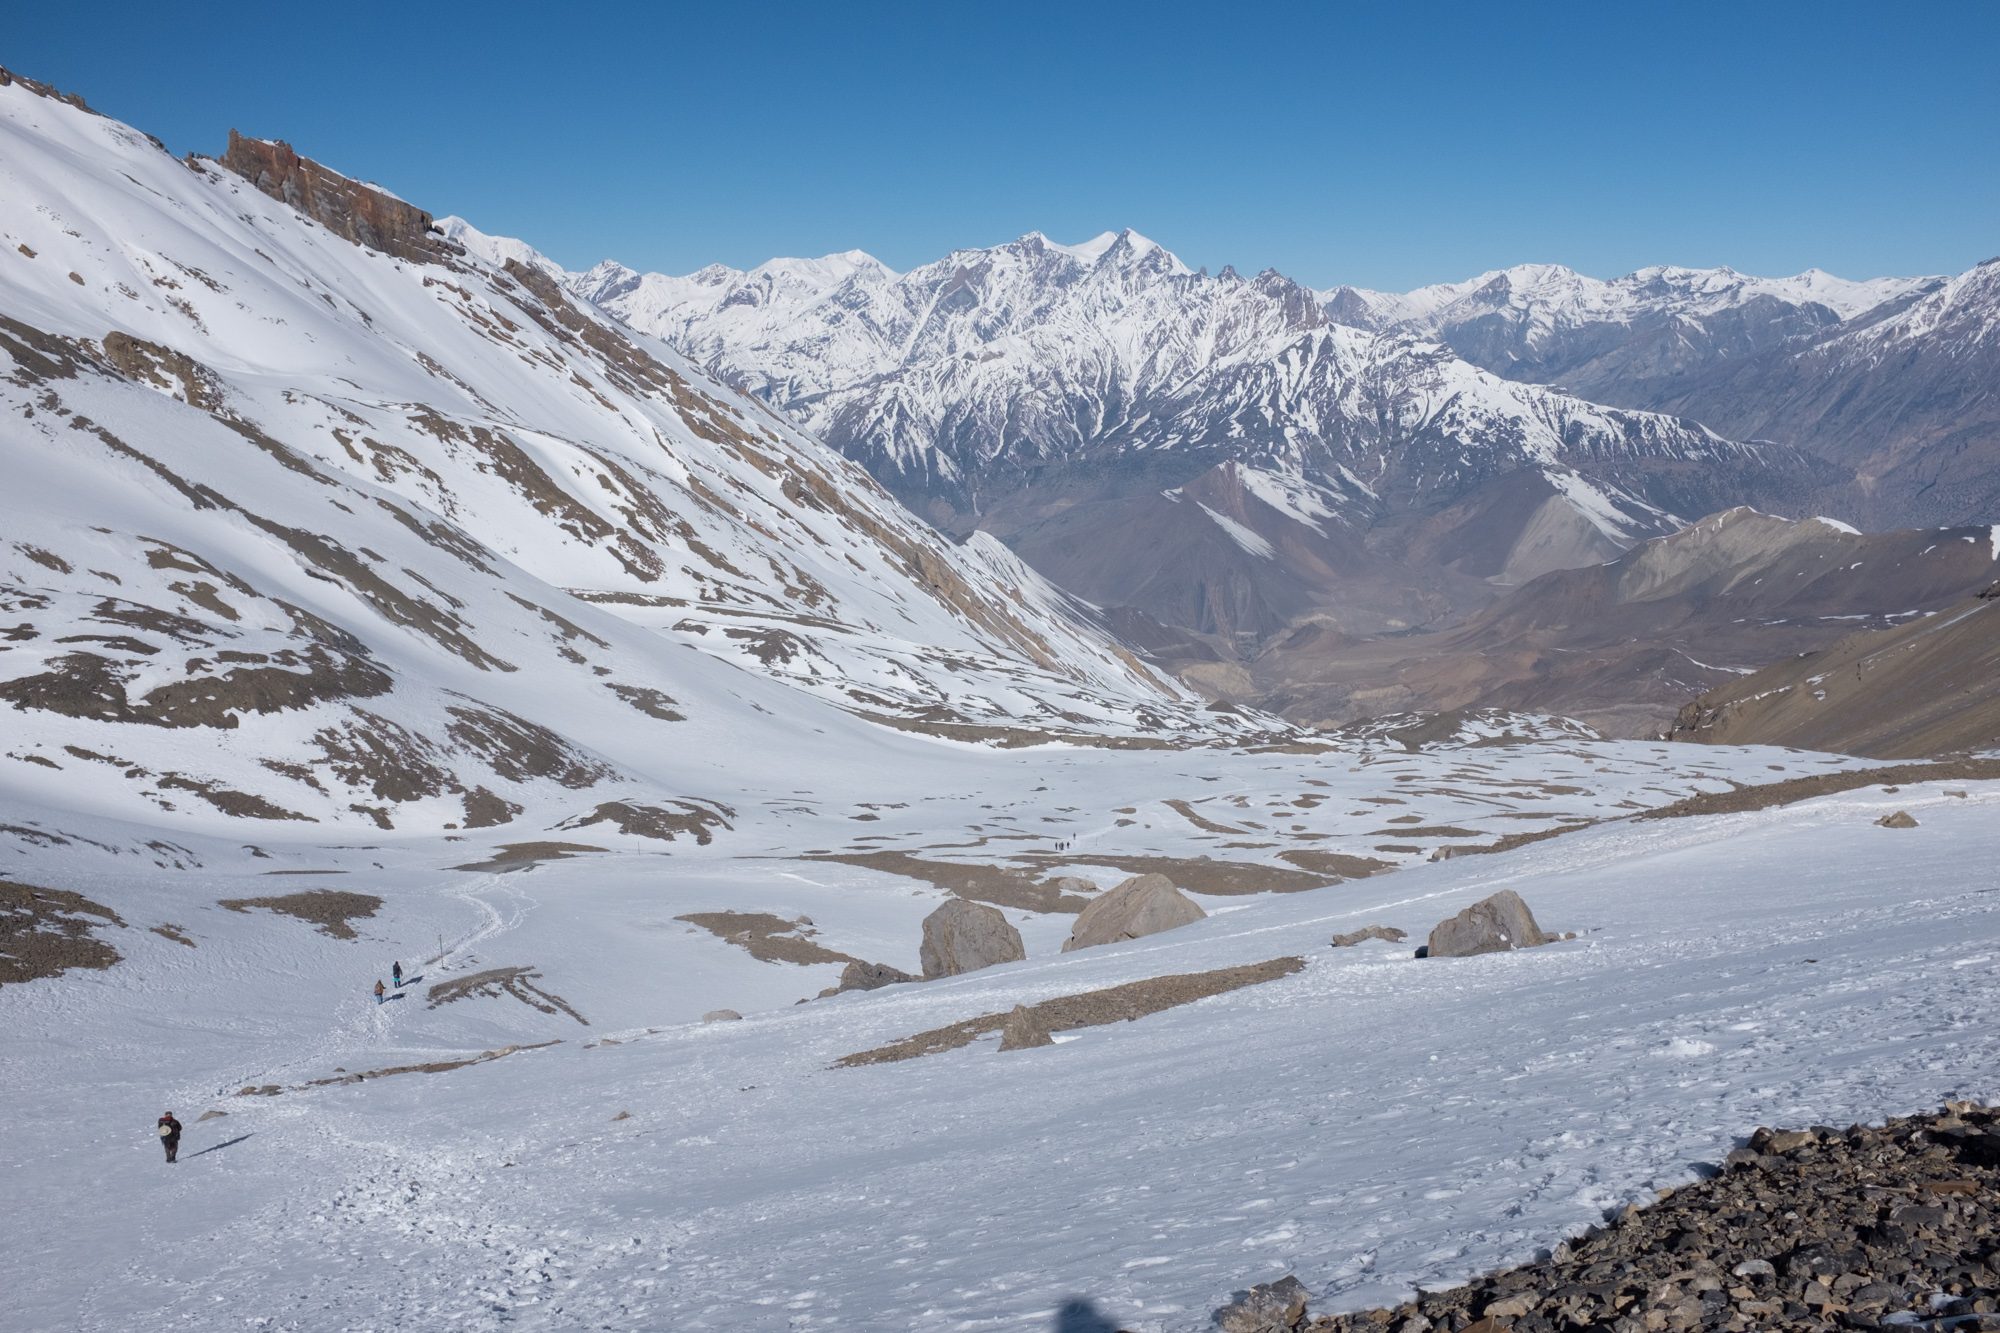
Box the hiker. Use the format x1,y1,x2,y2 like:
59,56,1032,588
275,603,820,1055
157,1111,182,1164
391,961,403,989
374,978,386,1005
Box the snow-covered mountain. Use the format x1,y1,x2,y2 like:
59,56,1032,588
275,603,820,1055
455,223,1829,644
1638,257,2000,529
0,70,1257,841
1326,256,2000,532
1323,262,1938,410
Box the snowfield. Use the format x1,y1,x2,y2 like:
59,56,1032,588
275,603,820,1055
6,738,1998,1332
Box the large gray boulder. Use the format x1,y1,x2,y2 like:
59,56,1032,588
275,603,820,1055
919,900,1025,979
1062,873,1206,953
1424,889,1551,958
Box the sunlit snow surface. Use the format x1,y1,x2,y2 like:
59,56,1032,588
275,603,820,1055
6,736,1998,1332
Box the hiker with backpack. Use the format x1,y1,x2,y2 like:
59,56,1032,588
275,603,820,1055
391,961,403,989
157,1111,182,1164
373,978,386,1005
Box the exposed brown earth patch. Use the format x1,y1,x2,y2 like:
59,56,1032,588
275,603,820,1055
1274,850,1397,879
426,966,587,1025
450,841,605,872
1639,759,2000,821
1433,822,1599,859
1163,798,1248,834
217,889,382,939
1014,852,1337,896
804,850,1094,914
1,881,126,985
836,956,1307,1067
150,923,196,948
676,911,858,966
558,799,733,845
233,1040,560,1097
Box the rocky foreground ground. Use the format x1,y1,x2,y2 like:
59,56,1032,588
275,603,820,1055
1218,1103,1998,1333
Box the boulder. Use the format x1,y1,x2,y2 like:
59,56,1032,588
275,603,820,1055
1425,890,1553,958
701,1009,742,1023
919,900,1026,979
1330,924,1407,948
1062,874,1206,953
1213,1274,1309,1332
997,1004,1054,1052
1876,810,1919,828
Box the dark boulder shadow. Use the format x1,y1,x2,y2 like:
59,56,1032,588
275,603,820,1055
1053,1297,1122,1332
184,1133,254,1160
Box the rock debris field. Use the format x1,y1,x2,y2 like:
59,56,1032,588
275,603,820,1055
1222,1102,1999,1333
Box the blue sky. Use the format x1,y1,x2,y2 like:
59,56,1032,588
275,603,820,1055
10,1,1997,288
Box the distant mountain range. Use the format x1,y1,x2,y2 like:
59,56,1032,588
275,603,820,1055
446,221,1998,721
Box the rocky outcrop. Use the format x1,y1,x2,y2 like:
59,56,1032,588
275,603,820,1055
1214,1275,1310,1332
997,1004,1054,1052
1424,890,1552,958
218,131,447,264
918,900,1025,979
1289,1102,2000,1333
701,1009,741,1023
1876,811,1919,829
817,959,917,999
1061,873,1206,953
1330,925,1407,948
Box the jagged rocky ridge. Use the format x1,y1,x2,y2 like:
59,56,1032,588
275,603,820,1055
0,72,1259,840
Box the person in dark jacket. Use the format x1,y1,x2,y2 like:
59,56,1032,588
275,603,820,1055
391,961,403,989
158,1111,182,1164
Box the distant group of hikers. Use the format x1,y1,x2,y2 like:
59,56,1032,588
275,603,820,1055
159,961,418,1164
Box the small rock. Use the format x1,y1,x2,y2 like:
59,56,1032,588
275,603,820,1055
702,1009,742,1023
1331,925,1408,948
997,1004,1054,1052
1214,1275,1309,1332
1751,1128,1816,1154
611,1110,631,1121
1732,1259,1776,1279
1875,811,1919,829
1483,1295,1533,1318
195,1109,229,1123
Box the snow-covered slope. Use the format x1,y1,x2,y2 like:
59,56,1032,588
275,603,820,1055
6,729,1997,1330
0,73,1279,840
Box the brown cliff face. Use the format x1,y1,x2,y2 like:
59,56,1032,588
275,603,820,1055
219,130,447,264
